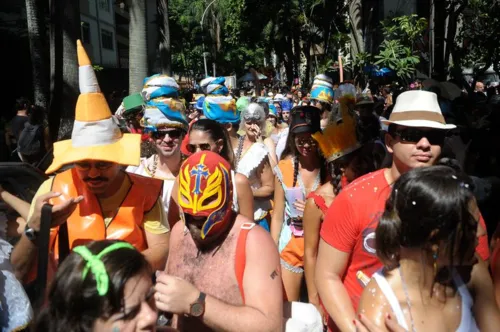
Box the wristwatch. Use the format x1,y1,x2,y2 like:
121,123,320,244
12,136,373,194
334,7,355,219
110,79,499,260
189,292,206,317
24,224,38,241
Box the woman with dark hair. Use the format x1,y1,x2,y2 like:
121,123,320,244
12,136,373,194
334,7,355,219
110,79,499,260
33,240,159,331
356,165,500,331
303,103,385,317
270,106,325,301
167,118,254,227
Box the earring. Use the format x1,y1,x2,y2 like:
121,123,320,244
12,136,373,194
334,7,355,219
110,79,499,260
432,244,439,276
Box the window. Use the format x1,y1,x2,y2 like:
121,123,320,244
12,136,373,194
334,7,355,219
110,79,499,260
81,21,90,44
101,29,114,50
99,0,110,12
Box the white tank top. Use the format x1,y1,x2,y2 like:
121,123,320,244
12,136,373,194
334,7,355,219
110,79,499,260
372,270,479,332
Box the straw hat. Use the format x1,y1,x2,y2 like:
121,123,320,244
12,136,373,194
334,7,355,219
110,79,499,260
46,40,140,174
382,91,455,130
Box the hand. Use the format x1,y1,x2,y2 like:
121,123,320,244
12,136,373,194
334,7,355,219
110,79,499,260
155,272,200,315
354,313,406,332
27,192,84,232
293,199,306,214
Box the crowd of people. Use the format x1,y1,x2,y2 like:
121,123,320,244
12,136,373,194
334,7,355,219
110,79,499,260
1,39,500,332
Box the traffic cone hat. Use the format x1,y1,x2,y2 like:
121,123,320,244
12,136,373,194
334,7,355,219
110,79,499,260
46,40,140,174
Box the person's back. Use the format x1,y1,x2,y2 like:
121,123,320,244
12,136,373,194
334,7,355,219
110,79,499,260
356,166,497,331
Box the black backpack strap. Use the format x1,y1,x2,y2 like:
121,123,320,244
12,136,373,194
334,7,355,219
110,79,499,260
58,221,70,263
33,203,53,309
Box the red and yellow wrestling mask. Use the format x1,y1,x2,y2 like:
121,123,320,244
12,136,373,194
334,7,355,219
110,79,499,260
178,151,233,239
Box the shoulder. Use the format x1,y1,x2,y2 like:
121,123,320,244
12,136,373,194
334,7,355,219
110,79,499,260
337,169,390,203
315,182,334,196
245,223,279,261
235,173,250,186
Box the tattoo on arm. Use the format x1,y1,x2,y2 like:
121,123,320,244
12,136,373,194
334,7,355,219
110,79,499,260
270,270,279,279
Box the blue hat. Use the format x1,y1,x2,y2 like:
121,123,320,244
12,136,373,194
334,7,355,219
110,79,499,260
268,104,278,117
200,77,229,96
281,100,293,111
195,96,205,111
141,74,188,131
310,74,334,104
203,96,239,124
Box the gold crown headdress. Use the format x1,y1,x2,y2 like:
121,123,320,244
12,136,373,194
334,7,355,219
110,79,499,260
312,96,361,162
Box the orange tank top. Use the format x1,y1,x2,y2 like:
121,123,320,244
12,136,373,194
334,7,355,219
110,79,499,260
26,169,162,283
48,168,162,259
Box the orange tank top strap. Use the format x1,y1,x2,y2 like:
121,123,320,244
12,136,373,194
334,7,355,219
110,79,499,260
275,159,297,189
234,222,288,303
306,192,328,214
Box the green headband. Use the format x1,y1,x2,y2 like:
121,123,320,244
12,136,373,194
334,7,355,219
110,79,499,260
73,242,135,296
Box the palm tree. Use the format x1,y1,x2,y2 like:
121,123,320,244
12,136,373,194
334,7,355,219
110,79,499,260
128,0,148,93
25,0,49,108
158,0,172,75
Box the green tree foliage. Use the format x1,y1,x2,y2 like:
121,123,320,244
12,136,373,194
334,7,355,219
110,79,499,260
373,15,427,84
168,0,349,86
454,0,500,75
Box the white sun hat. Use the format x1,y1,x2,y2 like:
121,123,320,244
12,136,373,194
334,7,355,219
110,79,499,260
382,90,456,130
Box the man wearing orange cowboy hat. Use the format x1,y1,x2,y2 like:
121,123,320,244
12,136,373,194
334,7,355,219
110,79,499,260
11,40,169,281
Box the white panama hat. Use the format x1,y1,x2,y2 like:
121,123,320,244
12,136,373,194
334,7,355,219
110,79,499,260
382,90,456,130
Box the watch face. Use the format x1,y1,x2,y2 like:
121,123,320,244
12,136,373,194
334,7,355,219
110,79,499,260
25,228,36,241
190,302,204,317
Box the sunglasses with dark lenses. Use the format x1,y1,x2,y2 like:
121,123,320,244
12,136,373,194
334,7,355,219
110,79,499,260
186,143,212,153
151,129,183,140
390,127,446,145
75,161,114,171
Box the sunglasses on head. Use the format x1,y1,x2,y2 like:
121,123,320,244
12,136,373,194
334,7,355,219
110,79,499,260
186,143,212,153
390,127,446,145
75,161,114,171
151,129,183,140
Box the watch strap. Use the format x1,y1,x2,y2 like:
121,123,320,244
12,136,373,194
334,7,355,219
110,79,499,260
198,292,206,303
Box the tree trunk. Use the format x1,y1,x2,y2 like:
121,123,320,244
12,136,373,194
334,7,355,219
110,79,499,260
60,0,80,140
48,0,80,141
48,0,62,143
129,0,148,93
348,0,364,57
158,0,172,75
25,0,49,109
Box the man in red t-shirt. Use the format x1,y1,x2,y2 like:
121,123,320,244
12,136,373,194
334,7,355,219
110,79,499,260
315,91,491,331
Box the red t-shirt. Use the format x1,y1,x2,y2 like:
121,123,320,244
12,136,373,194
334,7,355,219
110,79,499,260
320,168,490,312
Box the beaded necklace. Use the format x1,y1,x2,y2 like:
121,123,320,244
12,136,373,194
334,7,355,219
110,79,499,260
399,266,418,332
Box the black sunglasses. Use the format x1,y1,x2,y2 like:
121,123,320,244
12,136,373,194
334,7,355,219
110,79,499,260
151,129,183,140
186,143,212,153
390,127,446,145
